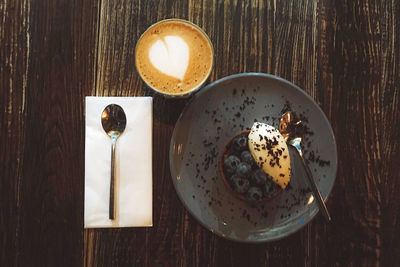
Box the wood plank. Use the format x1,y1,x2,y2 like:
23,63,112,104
86,1,191,265
325,0,400,266
0,0,29,266
8,0,100,266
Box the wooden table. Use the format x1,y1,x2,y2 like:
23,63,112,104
1,0,399,266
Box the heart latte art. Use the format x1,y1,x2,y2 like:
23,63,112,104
148,36,189,81
135,20,213,95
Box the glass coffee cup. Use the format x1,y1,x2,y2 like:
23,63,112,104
135,19,214,98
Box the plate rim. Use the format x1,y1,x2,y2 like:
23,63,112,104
169,72,338,243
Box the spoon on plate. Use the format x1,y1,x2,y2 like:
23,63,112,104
101,104,127,220
279,112,331,222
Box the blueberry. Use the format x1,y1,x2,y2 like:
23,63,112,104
246,187,263,203
264,179,278,198
236,162,252,177
223,155,241,175
240,150,255,165
232,135,248,152
230,175,250,194
250,169,267,185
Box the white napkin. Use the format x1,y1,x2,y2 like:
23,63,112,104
84,96,152,228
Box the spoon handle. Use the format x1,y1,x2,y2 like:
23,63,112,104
290,139,331,222
299,155,331,222
109,139,116,220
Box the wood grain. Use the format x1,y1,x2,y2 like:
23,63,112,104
328,1,400,266
1,0,399,266
1,0,99,266
0,0,29,265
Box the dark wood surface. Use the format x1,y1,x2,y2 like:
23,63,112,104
1,0,399,266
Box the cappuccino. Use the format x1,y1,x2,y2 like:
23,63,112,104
135,19,213,96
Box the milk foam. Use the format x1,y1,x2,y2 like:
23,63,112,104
148,36,189,80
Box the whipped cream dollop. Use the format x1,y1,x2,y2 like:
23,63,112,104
248,122,291,189
148,36,189,80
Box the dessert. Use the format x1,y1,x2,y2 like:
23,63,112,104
248,122,291,189
219,122,291,204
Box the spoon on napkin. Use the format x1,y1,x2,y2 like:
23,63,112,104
279,112,331,222
101,104,127,220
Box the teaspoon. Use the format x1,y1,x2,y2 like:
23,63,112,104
101,104,127,220
279,112,331,222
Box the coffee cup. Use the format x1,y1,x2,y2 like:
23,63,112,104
135,19,214,97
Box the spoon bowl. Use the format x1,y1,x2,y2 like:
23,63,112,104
101,104,127,220
279,112,302,141
101,104,127,138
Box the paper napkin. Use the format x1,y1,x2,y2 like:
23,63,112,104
84,96,152,228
